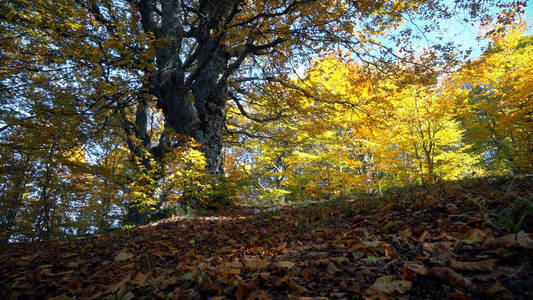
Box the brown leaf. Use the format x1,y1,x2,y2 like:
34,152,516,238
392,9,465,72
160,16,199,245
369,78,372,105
402,262,428,281
418,230,430,242
462,228,486,245
382,203,395,211
329,256,349,264
215,262,241,277
228,260,243,269
289,280,308,293
273,275,289,287
326,262,341,275
247,289,273,300
366,275,412,295
516,231,533,249
104,272,132,294
451,259,498,272
486,231,533,249
243,256,269,272
429,266,472,288
274,260,295,270
258,272,270,281
309,258,329,267
235,280,255,300
114,252,134,262
484,282,508,296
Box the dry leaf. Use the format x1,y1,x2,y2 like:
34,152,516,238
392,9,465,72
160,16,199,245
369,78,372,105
273,275,289,287
366,275,412,295
487,231,533,249
104,272,132,294
330,257,349,264
487,233,517,248
402,262,428,281
451,259,498,272
516,231,533,249
289,280,308,293
429,266,472,287
247,289,273,300
274,260,295,269
485,282,508,296
215,262,241,277
382,203,395,211
243,257,269,271
462,228,486,245
326,262,341,275
235,280,255,300
114,252,134,262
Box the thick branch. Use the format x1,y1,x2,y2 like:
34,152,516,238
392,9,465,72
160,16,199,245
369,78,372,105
229,92,282,123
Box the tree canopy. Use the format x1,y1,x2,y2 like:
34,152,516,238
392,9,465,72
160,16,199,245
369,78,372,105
0,0,530,241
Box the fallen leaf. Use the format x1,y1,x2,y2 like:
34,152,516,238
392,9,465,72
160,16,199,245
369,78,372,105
451,259,498,272
366,275,412,295
429,266,472,287
326,262,341,275
114,252,134,262
243,256,269,271
382,203,395,211
485,282,508,296
63,252,77,258
104,272,132,294
247,289,273,300
274,260,295,269
273,275,289,287
330,257,349,264
309,258,329,266
462,228,486,245
362,240,389,250
228,260,243,269
486,231,533,249
382,221,400,231
289,280,308,293
215,262,241,277
516,231,533,249
235,280,255,300
402,262,428,281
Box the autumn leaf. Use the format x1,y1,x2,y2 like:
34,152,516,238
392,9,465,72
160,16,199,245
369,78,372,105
428,267,472,288
273,261,295,270
114,252,134,262
462,228,486,245
243,256,270,272
402,262,428,281
451,259,498,272
366,275,412,295
104,272,132,294
516,231,533,249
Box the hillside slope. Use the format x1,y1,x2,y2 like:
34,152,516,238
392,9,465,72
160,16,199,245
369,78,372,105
1,177,532,299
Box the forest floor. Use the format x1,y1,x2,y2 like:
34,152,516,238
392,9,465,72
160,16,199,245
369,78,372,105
1,176,532,300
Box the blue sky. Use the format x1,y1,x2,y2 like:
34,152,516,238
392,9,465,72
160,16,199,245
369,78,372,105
526,0,533,33
417,1,533,59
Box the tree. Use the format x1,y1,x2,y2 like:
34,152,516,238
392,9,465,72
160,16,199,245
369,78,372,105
2,0,523,176
451,24,533,174
0,0,527,233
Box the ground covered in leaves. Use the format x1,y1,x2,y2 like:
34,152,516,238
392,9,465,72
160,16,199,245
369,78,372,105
1,176,532,299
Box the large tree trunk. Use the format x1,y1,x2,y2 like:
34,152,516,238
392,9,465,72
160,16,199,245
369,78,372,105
154,43,227,175
190,51,227,175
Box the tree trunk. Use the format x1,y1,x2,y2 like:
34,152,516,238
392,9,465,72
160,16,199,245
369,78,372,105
155,47,227,175
190,56,226,175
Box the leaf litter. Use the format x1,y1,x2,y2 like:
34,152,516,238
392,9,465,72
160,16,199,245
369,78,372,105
0,177,532,299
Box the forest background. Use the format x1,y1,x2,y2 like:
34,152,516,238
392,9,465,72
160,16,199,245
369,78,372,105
0,0,532,243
